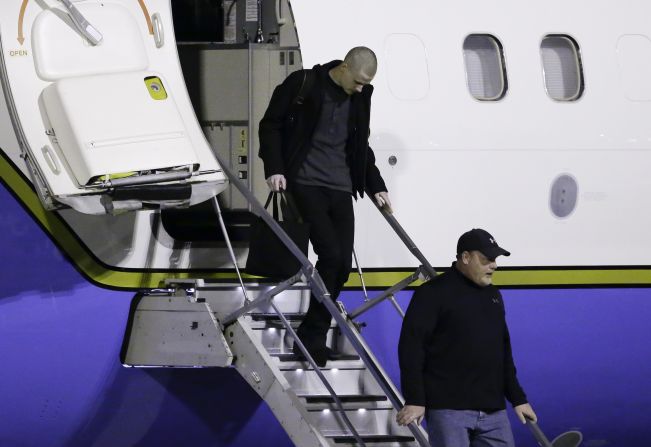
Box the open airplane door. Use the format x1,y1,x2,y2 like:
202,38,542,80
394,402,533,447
0,0,226,214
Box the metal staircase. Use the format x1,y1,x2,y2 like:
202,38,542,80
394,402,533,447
122,154,435,446
232,307,417,445
202,281,423,446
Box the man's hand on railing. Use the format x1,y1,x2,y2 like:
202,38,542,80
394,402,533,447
374,191,393,214
266,174,286,192
396,404,425,426
515,403,537,424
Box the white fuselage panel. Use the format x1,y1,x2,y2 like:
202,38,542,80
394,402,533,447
293,0,651,267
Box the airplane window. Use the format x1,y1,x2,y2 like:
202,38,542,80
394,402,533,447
540,35,584,101
462,34,507,101
384,33,430,100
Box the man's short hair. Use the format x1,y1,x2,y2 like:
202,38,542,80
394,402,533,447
344,47,377,76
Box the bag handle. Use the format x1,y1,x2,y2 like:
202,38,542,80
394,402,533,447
263,191,303,223
263,191,280,221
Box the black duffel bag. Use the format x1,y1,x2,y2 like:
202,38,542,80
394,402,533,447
245,191,309,278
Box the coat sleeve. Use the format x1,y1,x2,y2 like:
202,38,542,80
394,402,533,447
503,318,528,406
258,70,304,178
398,284,438,406
364,142,388,195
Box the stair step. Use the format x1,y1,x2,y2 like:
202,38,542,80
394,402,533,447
251,313,305,322
273,352,360,363
330,434,415,444
283,366,371,395
300,394,388,404
277,359,365,371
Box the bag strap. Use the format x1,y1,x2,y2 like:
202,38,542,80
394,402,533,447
292,69,315,106
264,191,274,209
264,191,280,221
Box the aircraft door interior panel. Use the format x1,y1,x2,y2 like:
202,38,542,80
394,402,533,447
42,72,199,187
0,0,226,215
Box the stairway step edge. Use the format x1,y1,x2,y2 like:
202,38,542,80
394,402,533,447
299,394,388,403
329,434,416,444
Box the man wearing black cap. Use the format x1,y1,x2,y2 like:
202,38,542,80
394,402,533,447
396,229,536,447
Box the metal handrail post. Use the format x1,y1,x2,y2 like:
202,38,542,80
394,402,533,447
222,272,302,326
348,268,422,320
387,294,405,318
352,248,369,301
212,197,251,303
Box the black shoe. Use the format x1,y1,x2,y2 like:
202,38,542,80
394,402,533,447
292,343,328,367
324,347,346,361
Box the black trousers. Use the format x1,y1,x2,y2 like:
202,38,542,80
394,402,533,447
290,185,354,355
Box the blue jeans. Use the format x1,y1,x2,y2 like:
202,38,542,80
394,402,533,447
426,409,515,447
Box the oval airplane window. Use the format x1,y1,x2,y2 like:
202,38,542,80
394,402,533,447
616,34,651,101
463,34,507,101
540,35,584,101
384,34,430,100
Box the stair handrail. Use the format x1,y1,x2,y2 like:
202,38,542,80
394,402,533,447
368,195,437,279
213,153,429,446
213,154,366,446
348,196,437,320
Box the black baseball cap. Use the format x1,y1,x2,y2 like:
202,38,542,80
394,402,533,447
457,228,510,261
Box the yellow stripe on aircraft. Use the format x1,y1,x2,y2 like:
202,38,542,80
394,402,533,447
2,154,651,289
342,269,651,289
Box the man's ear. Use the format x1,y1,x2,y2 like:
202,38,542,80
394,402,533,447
460,251,470,265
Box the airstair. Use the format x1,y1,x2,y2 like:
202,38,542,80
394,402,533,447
122,155,434,446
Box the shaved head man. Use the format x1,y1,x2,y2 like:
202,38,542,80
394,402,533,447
258,47,391,366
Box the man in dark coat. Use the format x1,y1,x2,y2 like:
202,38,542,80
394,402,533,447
258,47,391,366
397,229,537,447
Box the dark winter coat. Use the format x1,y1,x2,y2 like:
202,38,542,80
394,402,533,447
258,60,387,198
399,264,528,410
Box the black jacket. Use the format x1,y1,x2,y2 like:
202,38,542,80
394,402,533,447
258,60,387,198
398,264,528,410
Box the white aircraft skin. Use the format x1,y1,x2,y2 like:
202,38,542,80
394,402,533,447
0,1,650,446
293,0,651,283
